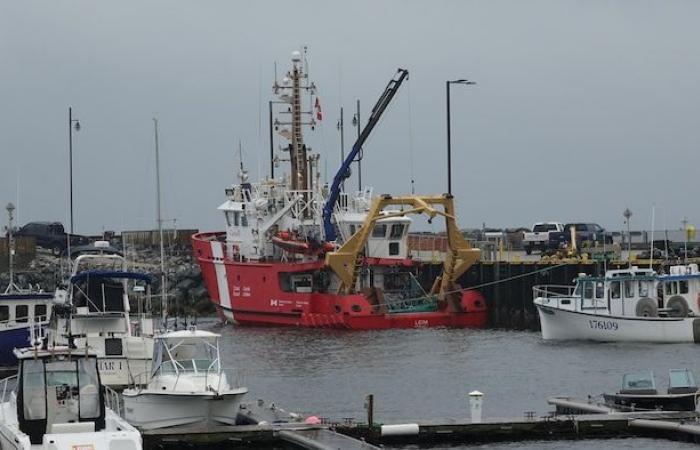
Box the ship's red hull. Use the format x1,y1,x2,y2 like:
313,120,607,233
192,232,487,330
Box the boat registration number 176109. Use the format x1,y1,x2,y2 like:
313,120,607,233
589,320,618,331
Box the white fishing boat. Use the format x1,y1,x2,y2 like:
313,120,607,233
47,242,156,388
534,264,700,343
0,345,141,450
122,328,247,430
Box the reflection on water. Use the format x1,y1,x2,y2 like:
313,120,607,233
209,322,700,448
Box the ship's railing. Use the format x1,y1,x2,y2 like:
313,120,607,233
152,361,245,393
0,375,17,404
532,285,578,308
104,384,124,418
286,190,325,220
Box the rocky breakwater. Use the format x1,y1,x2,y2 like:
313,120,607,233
0,247,215,316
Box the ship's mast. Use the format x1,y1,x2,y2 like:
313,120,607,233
154,118,167,324
290,56,307,193
272,50,318,218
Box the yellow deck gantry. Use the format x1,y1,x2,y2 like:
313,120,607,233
325,194,481,298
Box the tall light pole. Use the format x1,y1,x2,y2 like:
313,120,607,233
623,208,633,266
5,203,17,293
446,79,475,195
68,107,81,234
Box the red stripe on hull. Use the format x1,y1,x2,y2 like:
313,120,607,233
193,232,488,330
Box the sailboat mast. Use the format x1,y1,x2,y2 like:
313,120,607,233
154,118,167,320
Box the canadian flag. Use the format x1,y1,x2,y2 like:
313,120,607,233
315,97,323,121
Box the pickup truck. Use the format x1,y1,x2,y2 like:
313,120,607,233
14,222,90,256
548,223,613,250
522,222,564,254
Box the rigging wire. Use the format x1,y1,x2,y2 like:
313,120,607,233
406,78,416,194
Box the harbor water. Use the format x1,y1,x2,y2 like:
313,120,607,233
211,321,700,449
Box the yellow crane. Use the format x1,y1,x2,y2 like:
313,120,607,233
325,194,480,305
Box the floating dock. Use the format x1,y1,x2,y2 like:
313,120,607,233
141,398,700,449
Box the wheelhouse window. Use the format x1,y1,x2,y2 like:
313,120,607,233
680,280,689,294
0,305,8,322
638,281,650,297
349,224,356,235
595,282,605,299
390,224,405,239
372,224,387,238
389,242,400,256
609,281,621,299
624,281,635,298
665,282,678,296
35,304,47,320
582,282,594,299
16,304,28,322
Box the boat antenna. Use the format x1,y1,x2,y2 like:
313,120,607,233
649,204,655,270
154,117,167,327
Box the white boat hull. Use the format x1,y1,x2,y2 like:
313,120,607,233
122,389,247,430
535,301,700,343
0,405,141,450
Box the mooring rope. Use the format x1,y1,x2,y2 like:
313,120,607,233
373,263,570,308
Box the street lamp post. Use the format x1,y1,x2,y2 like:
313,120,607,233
446,79,475,195
68,107,81,234
623,208,633,266
5,203,16,293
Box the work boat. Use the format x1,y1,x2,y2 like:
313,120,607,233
122,328,247,430
0,346,141,450
192,51,487,330
534,264,700,343
47,242,155,388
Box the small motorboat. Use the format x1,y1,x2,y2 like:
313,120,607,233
122,328,247,430
603,369,699,412
0,345,142,449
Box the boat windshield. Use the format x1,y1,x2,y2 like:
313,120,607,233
622,371,656,390
20,355,102,433
669,369,697,389
154,337,220,375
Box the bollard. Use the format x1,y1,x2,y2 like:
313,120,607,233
469,390,483,423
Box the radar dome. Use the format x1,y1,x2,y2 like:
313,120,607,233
291,50,301,62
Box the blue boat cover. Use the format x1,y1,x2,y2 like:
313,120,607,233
70,270,152,284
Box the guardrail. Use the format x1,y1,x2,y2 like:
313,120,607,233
532,285,577,308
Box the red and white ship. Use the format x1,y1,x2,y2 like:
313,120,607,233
192,51,487,330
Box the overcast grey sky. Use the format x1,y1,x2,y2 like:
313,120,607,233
2,1,699,235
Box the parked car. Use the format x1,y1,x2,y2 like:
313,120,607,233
549,223,613,250
14,221,90,255
522,222,564,254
